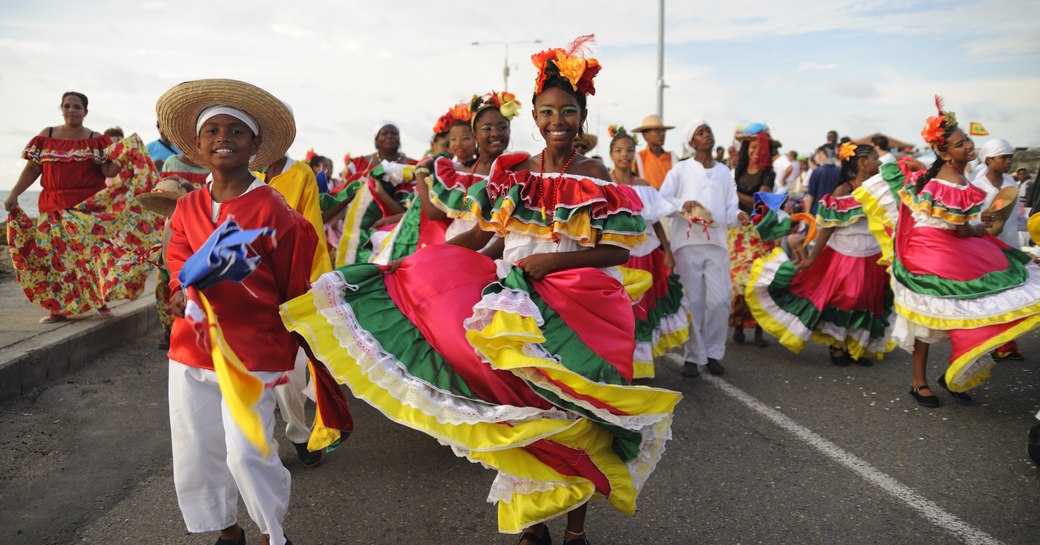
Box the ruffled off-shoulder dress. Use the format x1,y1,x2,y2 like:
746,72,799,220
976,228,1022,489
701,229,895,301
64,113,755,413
618,185,690,378
8,133,163,315
854,160,1040,391
280,152,681,533
746,192,894,361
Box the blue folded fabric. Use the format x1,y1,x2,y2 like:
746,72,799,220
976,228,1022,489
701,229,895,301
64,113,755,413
178,218,276,290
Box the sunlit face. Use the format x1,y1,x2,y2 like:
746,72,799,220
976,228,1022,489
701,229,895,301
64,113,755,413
610,137,636,172
431,133,450,156
473,109,510,159
447,123,476,162
986,154,1013,175
532,86,585,148
938,128,976,164
61,95,86,126
195,114,260,170
375,124,400,153
689,124,715,153
643,128,666,147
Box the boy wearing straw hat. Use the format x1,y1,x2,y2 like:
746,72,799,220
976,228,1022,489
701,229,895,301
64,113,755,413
632,114,678,189
157,79,317,545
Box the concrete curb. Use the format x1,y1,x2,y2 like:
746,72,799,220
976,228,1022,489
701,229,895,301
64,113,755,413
0,296,159,403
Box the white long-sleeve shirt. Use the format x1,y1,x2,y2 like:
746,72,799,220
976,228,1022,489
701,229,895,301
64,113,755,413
657,158,742,251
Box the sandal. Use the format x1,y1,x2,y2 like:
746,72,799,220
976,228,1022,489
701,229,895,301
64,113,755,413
97,306,114,319
754,326,769,347
732,327,745,344
518,524,551,545
39,314,68,324
214,527,246,545
829,347,849,367
563,530,589,545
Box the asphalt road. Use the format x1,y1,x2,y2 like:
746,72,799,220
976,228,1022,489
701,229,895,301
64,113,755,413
1,328,1037,545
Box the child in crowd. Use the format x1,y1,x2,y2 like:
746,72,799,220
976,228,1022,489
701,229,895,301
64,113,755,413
157,79,317,545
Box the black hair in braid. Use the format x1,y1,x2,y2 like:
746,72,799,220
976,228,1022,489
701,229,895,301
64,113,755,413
839,144,877,183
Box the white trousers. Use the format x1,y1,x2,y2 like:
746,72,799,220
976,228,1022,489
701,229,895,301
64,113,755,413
273,349,311,444
674,244,731,364
168,361,291,545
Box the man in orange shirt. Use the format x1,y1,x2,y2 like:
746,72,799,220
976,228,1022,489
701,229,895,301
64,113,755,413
632,114,679,189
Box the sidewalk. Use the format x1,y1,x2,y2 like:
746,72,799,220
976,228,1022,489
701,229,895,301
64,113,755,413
0,267,159,402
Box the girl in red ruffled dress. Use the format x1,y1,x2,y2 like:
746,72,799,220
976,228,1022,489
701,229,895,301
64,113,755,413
746,141,894,365
279,37,680,545
855,98,1040,407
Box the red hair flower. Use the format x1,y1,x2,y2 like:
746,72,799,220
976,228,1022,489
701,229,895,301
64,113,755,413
921,115,945,147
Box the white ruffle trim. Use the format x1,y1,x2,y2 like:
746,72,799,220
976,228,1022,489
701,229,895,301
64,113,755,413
308,273,571,428
464,287,544,332
893,262,1040,322
751,252,891,352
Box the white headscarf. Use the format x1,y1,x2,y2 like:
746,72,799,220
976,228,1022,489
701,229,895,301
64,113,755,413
196,106,260,136
373,120,399,135
681,119,708,155
979,138,1013,161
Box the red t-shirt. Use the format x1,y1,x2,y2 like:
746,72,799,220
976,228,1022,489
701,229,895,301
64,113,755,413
165,184,317,372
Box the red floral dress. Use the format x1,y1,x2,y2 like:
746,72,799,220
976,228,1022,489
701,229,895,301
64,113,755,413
7,134,164,315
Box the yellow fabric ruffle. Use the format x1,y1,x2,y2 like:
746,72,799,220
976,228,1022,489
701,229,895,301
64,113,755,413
470,198,646,250
281,289,648,533
199,291,269,457
944,314,1040,392
853,185,894,268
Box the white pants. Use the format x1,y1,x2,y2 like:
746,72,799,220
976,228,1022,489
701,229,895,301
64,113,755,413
273,349,311,444
169,361,291,545
674,244,731,365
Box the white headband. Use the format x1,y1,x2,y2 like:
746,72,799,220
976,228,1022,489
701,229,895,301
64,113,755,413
196,106,260,136
682,119,708,154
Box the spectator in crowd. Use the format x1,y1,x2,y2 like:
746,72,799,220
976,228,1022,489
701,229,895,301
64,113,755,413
103,126,124,144
804,146,841,215
146,121,180,172
872,134,896,164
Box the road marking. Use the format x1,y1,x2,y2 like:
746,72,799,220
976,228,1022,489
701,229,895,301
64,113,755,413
705,375,1006,545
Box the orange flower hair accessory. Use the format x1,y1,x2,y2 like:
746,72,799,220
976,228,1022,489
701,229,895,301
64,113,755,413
608,124,639,146
837,141,858,161
432,101,473,135
531,35,601,96
921,94,958,148
469,91,522,126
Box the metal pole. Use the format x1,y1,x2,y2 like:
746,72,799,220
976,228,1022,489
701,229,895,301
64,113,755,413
656,0,665,117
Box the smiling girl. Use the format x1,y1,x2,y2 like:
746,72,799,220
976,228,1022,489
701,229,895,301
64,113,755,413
279,36,680,545
856,97,1040,407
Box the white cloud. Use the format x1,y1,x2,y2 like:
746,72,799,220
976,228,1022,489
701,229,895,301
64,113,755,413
0,0,1037,190
798,63,838,72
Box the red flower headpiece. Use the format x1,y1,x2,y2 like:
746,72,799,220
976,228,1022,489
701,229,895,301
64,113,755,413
531,34,601,96
432,102,473,135
920,95,958,148
469,91,522,126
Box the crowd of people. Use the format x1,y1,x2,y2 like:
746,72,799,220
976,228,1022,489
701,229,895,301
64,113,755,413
3,35,1040,545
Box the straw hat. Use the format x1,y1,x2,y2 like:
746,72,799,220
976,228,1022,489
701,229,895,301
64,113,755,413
155,79,296,170
632,114,675,133
137,176,193,217
575,133,599,151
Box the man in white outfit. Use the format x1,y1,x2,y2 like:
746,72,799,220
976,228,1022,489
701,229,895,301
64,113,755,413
658,120,748,377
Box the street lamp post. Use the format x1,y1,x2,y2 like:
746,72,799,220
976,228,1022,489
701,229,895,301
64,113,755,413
471,39,543,92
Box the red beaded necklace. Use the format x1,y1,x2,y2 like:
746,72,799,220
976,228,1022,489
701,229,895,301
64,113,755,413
538,148,577,224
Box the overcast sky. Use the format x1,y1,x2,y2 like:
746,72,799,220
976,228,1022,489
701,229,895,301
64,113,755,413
1,0,1037,190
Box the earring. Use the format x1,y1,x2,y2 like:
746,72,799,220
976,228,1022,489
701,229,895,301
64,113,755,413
530,129,543,142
